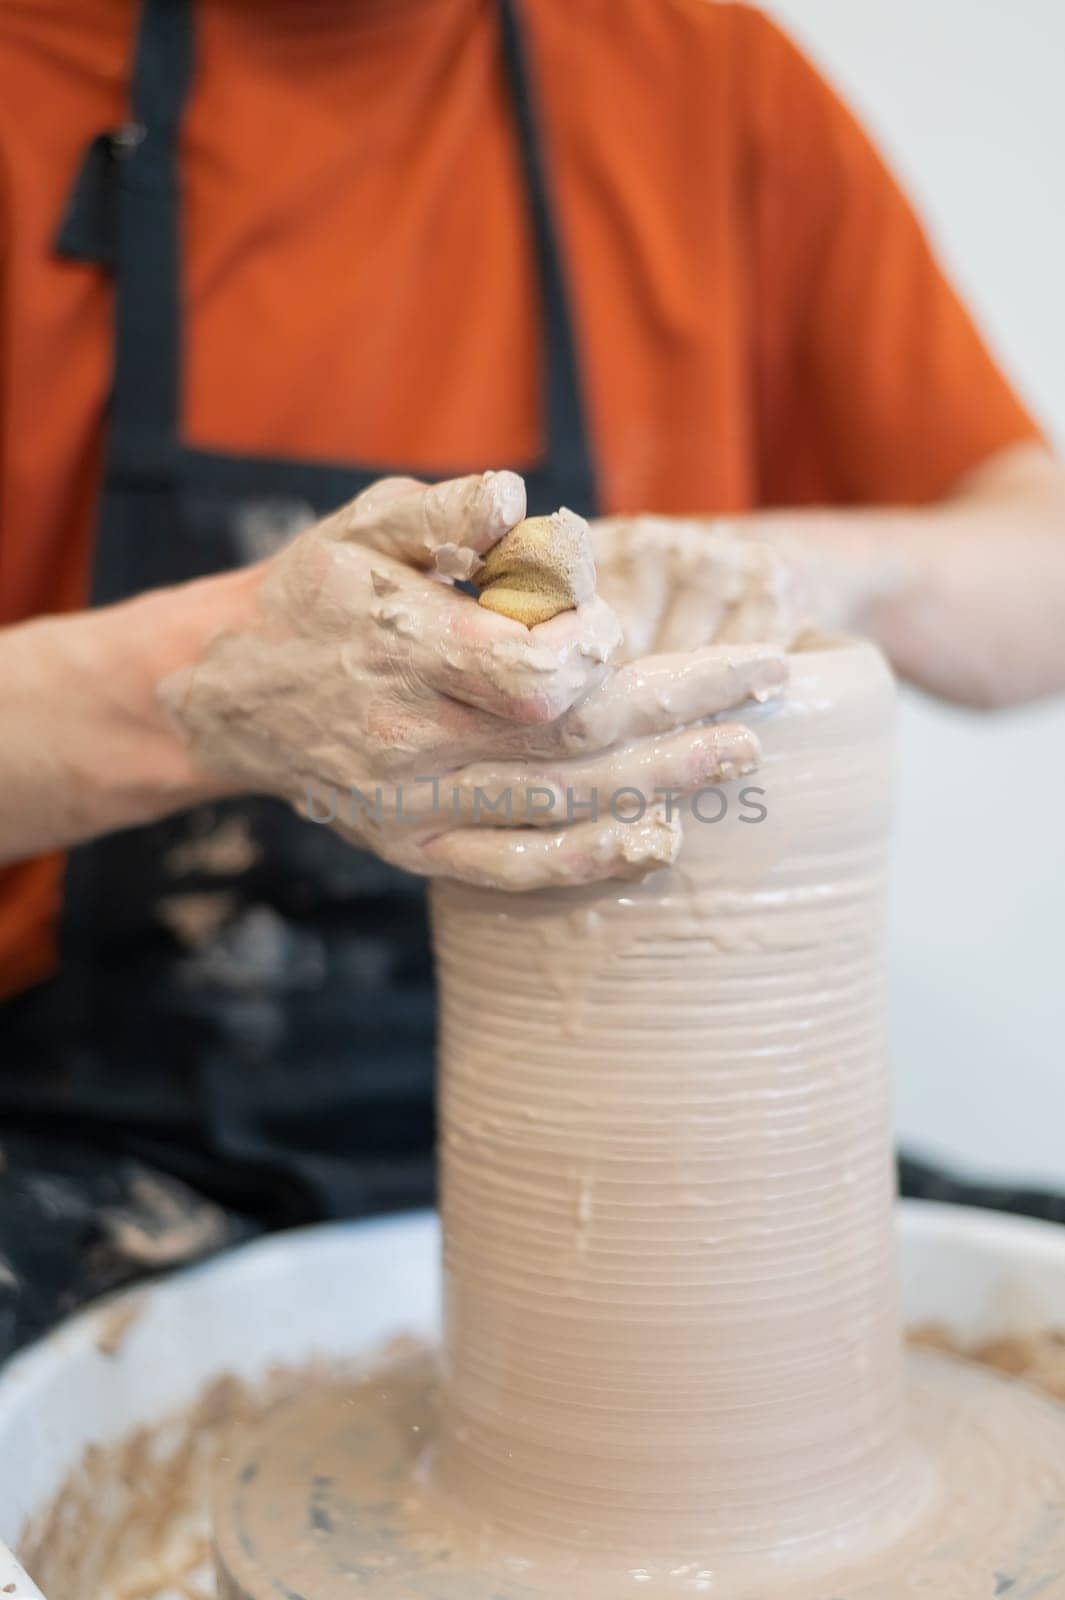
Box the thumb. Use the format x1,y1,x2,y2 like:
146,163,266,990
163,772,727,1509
329,471,527,581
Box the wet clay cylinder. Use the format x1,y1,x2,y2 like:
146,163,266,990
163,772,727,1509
213,633,1065,1599
430,639,916,1562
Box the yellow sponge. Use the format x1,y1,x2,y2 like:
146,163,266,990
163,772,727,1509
474,508,596,627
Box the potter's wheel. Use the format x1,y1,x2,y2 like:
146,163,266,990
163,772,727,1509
213,1344,1065,1600
9,1207,1065,1600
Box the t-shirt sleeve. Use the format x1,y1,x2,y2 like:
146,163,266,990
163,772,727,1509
741,7,1043,508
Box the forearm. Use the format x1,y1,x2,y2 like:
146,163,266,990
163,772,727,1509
0,568,256,864
757,443,1065,709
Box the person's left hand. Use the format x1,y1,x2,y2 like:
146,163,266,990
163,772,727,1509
588,512,908,659
586,515,815,658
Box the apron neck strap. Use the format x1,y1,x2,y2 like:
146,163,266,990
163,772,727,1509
107,0,193,484
87,0,598,511
497,0,598,510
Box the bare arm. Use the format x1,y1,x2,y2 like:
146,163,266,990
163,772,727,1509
0,569,254,864
592,442,1065,711
757,441,1065,710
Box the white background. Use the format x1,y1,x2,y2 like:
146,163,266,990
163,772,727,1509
766,0,1065,1184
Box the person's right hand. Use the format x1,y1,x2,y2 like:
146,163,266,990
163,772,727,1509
160,473,787,891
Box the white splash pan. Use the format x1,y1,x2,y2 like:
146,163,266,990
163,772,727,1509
2,1199,1065,1598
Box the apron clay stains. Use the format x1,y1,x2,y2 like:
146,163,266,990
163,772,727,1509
0,0,598,1352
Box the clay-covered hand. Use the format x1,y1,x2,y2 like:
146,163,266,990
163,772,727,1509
589,514,904,657
160,475,785,891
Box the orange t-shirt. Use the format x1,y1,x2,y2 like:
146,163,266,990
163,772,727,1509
0,0,1040,997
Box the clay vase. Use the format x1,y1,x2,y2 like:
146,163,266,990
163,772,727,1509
430,639,917,1569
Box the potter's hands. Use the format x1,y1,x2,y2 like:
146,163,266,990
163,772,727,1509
589,514,902,657
160,474,786,891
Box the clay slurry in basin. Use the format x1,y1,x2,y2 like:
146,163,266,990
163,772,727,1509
213,640,1065,1599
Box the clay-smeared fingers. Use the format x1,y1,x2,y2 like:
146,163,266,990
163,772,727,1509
421,805,682,892
424,593,623,725
424,723,761,829
525,643,787,757
655,583,730,655
333,471,527,579
587,524,672,658
413,639,782,769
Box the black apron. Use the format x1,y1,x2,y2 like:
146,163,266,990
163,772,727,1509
0,0,598,1351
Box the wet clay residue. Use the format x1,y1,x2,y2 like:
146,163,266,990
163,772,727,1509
21,1333,1065,1600
163,816,261,880
19,1341,426,1600
209,1344,1065,1600
94,1294,148,1361
912,1322,1065,1402
19,1372,280,1600
98,1176,229,1274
